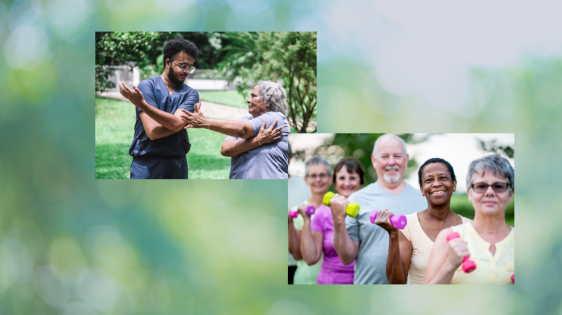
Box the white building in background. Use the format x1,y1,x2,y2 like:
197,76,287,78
103,66,233,91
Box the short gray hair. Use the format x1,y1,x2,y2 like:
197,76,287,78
372,134,408,156
466,154,514,194
257,80,288,116
305,156,331,176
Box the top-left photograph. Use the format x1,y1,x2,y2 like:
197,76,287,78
95,32,317,179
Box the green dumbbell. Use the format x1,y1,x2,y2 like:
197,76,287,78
323,192,360,217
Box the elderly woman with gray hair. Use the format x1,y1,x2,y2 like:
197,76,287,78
180,81,290,179
424,154,514,284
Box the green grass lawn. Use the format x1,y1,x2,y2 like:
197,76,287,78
198,90,249,108
95,97,231,179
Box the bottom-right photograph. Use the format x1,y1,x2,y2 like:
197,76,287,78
288,133,514,285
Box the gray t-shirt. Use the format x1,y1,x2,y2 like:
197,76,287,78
226,112,290,179
346,182,428,284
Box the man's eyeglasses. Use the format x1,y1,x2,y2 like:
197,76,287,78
471,182,510,193
173,61,196,73
306,174,329,180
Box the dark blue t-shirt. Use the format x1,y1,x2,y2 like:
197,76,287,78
129,76,199,158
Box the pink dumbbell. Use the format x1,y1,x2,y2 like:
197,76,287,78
369,210,407,229
289,205,316,218
446,232,477,273
511,274,514,284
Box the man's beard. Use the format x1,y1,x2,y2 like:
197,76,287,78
167,65,185,86
383,174,400,184
383,166,401,184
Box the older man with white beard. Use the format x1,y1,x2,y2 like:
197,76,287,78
330,134,427,284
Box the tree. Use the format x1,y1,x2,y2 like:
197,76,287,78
95,32,167,92
219,32,317,132
477,138,514,158
95,32,230,92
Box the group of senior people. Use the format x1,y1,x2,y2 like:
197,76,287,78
118,37,289,179
289,134,514,285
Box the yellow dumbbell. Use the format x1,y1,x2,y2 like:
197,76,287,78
323,192,360,217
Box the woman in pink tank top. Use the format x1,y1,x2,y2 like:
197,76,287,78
288,157,365,284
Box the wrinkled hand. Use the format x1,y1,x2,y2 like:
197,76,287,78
374,208,397,233
446,238,470,270
297,204,312,221
180,98,209,129
328,194,349,223
255,120,283,145
119,81,145,106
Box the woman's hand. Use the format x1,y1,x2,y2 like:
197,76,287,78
297,204,312,221
446,238,470,270
180,98,210,129
254,120,283,146
328,194,349,223
288,209,294,224
374,208,398,234
119,82,145,106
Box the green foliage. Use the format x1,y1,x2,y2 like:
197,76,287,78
95,32,168,92
477,138,514,158
95,32,234,92
219,32,317,132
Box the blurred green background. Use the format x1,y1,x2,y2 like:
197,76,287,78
0,0,556,314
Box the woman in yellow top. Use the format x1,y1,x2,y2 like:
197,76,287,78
424,154,514,284
374,158,470,284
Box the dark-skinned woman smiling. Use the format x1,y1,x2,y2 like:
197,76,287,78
373,158,471,284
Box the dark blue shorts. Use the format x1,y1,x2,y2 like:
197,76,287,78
130,156,188,179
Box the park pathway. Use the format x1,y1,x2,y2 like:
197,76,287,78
97,91,249,121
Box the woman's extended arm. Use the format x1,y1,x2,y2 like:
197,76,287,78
288,212,302,260
424,228,468,284
221,120,284,157
386,231,413,284
299,205,323,266
374,209,412,284
180,108,255,139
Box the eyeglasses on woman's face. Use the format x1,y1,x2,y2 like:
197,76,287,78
306,173,329,180
471,182,509,193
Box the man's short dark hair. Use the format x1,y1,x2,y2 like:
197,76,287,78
163,38,198,64
418,157,456,187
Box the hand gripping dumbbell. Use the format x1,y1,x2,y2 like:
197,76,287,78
289,205,316,218
369,210,407,229
511,274,514,284
323,192,360,217
446,232,477,273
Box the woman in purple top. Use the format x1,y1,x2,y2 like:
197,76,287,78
289,157,365,284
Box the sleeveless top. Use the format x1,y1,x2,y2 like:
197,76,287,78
401,212,470,284
450,222,514,284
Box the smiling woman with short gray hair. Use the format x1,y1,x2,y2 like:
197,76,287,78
425,154,515,284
